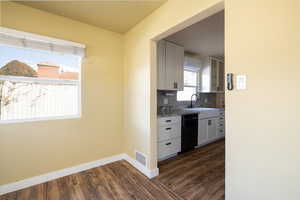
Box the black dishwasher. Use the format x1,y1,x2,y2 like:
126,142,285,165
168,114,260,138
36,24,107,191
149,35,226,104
181,114,198,152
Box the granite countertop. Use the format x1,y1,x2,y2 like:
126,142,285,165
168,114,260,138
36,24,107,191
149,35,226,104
157,107,224,118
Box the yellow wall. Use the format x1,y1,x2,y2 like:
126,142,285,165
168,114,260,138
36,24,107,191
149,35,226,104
225,0,300,199
124,0,300,199
0,2,2,25
0,2,123,185
2,1,300,199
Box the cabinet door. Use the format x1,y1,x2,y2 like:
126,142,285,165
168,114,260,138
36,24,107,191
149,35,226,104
157,40,166,90
175,45,184,91
207,118,218,140
198,119,208,145
210,58,219,92
217,127,225,138
217,115,224,138
165,41,184,90
218,61,225,91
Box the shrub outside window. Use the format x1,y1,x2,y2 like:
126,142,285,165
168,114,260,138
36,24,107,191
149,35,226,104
0,28,85,123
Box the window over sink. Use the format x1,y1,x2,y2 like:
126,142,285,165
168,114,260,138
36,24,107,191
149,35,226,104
177,69,199,101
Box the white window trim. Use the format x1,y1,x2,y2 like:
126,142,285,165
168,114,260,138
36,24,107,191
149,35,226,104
0,27,85,48
0,115,81,124
0,27,86,57
0,75,78,84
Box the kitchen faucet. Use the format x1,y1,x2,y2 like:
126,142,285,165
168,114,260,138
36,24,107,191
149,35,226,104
189,93,199,108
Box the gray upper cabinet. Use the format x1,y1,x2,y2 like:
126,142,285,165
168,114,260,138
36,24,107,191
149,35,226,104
200,56,224,93
157,40,184,91
157,40,166,90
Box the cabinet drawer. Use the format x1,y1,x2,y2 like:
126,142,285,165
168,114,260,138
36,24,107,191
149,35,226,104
158,124,181,142
158,138,181,160
158,116,181,127
198,111,219,119
218,128,225,135
219,115,225,127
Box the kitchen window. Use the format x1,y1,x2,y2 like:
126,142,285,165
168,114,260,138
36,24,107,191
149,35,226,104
0,27,85,123
177,70,199,101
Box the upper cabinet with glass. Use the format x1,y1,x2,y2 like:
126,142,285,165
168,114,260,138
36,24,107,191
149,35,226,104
200,56,224,93
157,40,184,91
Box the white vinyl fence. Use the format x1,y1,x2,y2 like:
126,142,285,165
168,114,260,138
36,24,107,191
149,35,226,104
0,76,79,121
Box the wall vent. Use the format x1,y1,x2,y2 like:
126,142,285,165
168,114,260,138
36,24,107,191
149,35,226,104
135,151,147,166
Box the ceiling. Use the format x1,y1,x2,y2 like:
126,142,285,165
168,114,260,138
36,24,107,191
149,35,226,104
166,10,224,57
17,0,167,33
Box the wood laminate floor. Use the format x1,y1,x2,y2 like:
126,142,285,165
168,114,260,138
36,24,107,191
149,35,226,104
0,140,224,200
155,139,225,200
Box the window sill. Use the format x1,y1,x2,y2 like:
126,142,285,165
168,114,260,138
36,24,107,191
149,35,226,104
0,114,81,124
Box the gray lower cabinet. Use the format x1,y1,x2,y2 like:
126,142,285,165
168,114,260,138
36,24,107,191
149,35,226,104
207,118,218,140
198,111,225,146
157,116,181,160
198,119,208,145
158,138,181,160
218,110,225,137
198,117,218,145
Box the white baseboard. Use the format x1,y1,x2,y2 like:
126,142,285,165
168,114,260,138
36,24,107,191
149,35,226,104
0,153,159,196
123,154,159,179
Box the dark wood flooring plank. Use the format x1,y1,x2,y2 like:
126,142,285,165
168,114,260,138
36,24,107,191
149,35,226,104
0,192,17,200
155,139,225,200
46,179,60,200
15,184,46,200
55,174,85,200
85,167,116,200
0,139,224,200
93,165,133,200
112,161,180,200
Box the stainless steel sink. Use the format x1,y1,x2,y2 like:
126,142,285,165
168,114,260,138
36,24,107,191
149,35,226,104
183,107,219,112
180,107,220,117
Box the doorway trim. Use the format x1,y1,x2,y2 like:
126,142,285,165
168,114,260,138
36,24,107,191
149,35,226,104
149,1,225,174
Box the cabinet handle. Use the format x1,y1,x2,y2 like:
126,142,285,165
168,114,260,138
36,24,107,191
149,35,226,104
208,120,212,126
166,127,172,130
173,82,178,89
165,142,172,146
165,120,171,123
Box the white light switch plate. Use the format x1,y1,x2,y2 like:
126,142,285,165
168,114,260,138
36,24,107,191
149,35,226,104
236,75,247,90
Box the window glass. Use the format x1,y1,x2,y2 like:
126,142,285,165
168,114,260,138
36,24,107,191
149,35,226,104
177,86,197,101
0,44,81,122
177,70,198,101
184,70,197,86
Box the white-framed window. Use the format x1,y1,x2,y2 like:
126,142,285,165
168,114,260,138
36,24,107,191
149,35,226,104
177,69,199,101
0,27,85,123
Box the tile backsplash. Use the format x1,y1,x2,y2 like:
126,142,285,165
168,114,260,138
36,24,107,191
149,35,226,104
157,90,224,115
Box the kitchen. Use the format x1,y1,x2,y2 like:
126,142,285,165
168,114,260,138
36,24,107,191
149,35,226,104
156,10,225,177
